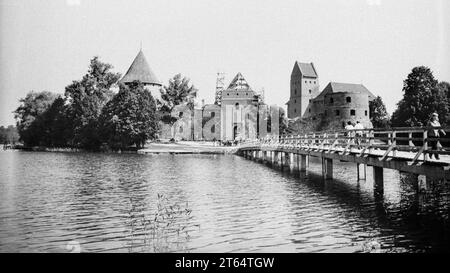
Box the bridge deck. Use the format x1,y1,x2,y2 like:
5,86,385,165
237,127,450,180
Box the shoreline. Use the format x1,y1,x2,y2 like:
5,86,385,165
137,141,238,155
4,141,240,155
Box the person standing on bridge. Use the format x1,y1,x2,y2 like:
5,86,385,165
354,121,364,147
345,121,354,143
427,112,446,160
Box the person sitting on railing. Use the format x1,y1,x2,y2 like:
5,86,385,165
427,112,446,160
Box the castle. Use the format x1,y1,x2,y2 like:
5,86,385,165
286,61,375,130
120,50,375,141
120,50,268,141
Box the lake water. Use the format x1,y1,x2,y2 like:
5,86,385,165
0,150,449,253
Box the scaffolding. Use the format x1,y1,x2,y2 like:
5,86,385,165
214,72,225,105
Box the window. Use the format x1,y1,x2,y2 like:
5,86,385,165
179,126,183,133
211,125,215,133
179,112,183,118
236,93,239,96
336,110,340,116
294,109,296,113
309,109,311,113
305,80,307,83
246,93,248,96
365,110,368,116
294,99,296,103
342,122,345,128
350,109,356,116
330,98,334,104
227,93,229,96
346,96,351,103
211,112,215,118
314,81,316,84
309,90,311,94
309,99,312,103
235,103,239,109
313,117,316,120
309,81,312,84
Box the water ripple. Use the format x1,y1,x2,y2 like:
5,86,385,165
1,151,449,252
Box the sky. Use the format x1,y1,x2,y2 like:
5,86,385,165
0,0,449,126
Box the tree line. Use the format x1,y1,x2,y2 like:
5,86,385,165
14,57,197,150
0,125,19,145
12,60,450,149
369,66,450,128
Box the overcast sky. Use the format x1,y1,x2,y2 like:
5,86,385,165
1,0,449,126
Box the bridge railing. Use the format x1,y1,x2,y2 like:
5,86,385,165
242,127,450,162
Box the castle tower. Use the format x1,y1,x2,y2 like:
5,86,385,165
286,61,320,118
119,50,162,99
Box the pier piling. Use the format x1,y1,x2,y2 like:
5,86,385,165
357,164,367,180
300,155,307,172
373,166,384,195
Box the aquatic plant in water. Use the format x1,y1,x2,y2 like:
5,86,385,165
127,193,196,253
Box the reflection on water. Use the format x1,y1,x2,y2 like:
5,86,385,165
0,151,449,252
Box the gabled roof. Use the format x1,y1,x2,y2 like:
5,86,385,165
226,72,252,91
315,82,376,100
293,61,318,78
120,50,161,86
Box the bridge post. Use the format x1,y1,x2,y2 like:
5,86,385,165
271,151,276,166
274,151,279,168
373,166,384,195
322,158,333,179
300,154,307,172
284,152,291,171
278,152,283,169
357,164,366,180
417,174,428,192
292,153,300,174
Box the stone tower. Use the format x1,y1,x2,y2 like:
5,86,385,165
119,50,162,99
286,61,319,118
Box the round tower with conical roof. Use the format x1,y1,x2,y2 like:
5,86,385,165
120,50,162,99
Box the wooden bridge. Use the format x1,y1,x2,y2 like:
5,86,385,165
237,127,450,193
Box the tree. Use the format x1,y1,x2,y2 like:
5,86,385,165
99,81,159,149
437,81,450,123
158,74,198,124
14,91,58,146
369,96,390,128
0,126,18,144
391,66,449,127
64,56,121,149
39,97,72,147
438,81,450,100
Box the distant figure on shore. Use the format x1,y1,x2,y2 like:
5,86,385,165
427,112,446,160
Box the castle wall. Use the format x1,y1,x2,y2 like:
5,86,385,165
322,92,372,130
202,104,221,141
